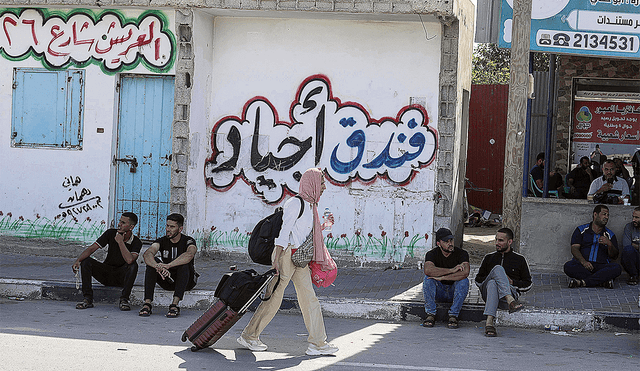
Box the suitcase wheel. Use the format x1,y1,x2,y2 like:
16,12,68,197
181,331,188,342
190,346,200,352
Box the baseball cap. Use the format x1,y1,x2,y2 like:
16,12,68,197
435,228,454,242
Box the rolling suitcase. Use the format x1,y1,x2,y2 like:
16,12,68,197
181,269,278,351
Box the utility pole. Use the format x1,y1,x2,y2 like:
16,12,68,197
502,0,532,247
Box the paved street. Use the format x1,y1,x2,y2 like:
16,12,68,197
1,299,637,371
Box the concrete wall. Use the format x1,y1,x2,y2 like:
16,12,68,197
0,7,175,242
519,198,635,270
189,14,444,264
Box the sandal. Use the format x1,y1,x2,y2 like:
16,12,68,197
421,314,435,327
447,315,459,329
485,325,497,337
76,299,94,309
508,300,524,314
166,304,180,318
139,303,152,317
119,298,131,311
568,278,584,288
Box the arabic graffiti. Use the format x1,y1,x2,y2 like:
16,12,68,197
589,0,639,7
0,8,175,74
204,75,438,203
56,175,103,220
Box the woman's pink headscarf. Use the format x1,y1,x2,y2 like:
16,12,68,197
298,168,336,272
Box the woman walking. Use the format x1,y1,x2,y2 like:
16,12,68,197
237,168,339,356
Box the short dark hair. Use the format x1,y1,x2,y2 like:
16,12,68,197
593,205,609,215
634,206,640,213
497,227,514,240
167,213,184,227
580,156,589,163
536,152,545,162
121,212,138,225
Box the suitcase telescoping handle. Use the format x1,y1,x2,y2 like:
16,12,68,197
238,269,279,314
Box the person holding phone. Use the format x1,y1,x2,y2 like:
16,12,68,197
587,160,629,204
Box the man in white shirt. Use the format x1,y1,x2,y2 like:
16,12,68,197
588,160,629,204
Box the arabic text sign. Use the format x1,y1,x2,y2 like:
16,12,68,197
0,8,175,74
572,101,640,144
499,0,640,59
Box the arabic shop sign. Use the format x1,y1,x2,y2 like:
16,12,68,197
573,101,640,144
0,8,175,74
499,0,640,59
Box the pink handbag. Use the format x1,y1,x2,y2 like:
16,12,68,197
309,260,337,287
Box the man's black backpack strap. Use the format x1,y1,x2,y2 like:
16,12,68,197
247,195,304,265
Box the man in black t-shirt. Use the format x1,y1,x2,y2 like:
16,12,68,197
140,213,197,318
72,212,142,311
421,228,470,329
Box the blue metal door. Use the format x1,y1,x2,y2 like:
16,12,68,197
115,75,174,240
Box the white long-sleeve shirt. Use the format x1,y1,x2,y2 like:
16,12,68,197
274,196,313,250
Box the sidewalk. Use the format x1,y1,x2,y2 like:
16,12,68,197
1,244,638,332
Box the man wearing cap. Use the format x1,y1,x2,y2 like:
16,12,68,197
421,228,470,329
475,227,531,337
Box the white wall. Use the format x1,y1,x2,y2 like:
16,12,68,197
189,15,443,263
0,7,175,241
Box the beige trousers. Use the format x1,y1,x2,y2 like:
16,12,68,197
241,245,328,347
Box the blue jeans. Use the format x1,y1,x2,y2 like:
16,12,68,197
477,265,518,317
621,245,640,278
422,276,469,317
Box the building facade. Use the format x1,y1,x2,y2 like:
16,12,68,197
1,0,475,265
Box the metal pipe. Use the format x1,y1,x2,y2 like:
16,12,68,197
522,52,534,197
543,54,557,197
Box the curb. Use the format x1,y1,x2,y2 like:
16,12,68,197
1,278,638,332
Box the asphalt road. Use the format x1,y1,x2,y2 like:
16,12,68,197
0,298,637,371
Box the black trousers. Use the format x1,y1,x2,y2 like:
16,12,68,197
80,257,138,301
144,258,196,301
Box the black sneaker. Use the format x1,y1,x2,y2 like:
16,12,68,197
627,276,638,286
602,280,614,289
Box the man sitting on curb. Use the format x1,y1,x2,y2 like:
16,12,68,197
140,213,197,318
475,228,531,337
72,212,142,311
563,205,622,289
421,228,470,329
621,207,640,286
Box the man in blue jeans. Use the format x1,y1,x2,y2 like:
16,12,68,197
422,228,470,329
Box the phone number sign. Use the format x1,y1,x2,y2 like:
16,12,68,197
499,0,640,59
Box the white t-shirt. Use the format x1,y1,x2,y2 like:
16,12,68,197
588,176,630,197
274,197,313,250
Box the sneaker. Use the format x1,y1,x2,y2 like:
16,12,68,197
306,342,339,356
237,336,267,351
627,276,638,286
602,280,614,289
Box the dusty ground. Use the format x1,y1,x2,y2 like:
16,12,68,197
462,225,499,265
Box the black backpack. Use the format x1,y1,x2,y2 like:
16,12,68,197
248,196,304,265
214,269,278,311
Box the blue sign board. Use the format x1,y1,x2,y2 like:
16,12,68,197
498,0,640,59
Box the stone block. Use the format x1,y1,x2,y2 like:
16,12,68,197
224,0,242,7
277,0,297,10
205,0,224,6
392,2,412,13
174,8,194,24
297,0,317,10
171,171,187,187
315,1,334,11
260,0,277,9
241,0,260,9
373,2,392,12
173,120,190,139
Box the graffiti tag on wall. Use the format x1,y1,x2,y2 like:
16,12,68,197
0,8,175,74
56,175,103,220
204,75,438,203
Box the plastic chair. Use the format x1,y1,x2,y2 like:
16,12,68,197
529,174,559,198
